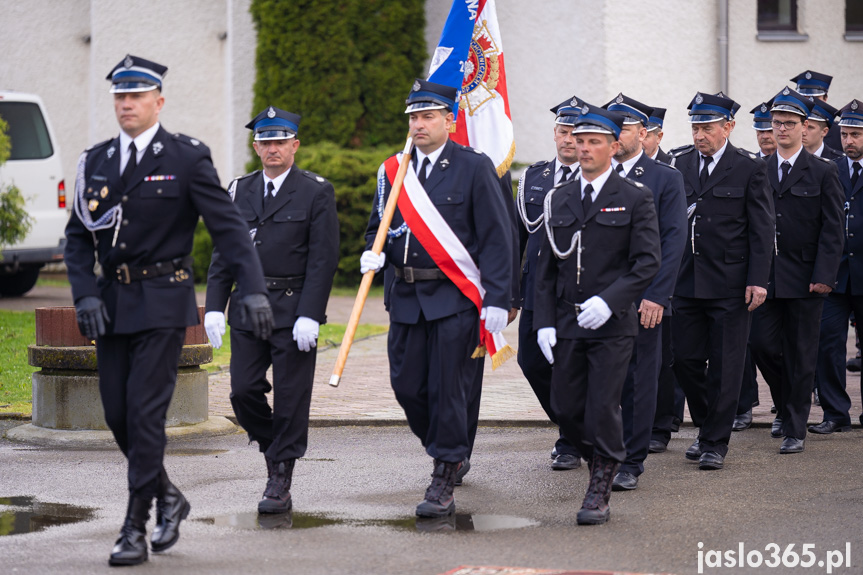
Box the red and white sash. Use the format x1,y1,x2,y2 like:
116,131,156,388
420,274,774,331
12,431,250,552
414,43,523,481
384,154,514,369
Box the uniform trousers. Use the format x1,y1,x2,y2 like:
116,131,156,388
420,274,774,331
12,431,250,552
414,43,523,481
736,346,762,415
652,320,684,445
517,308,580,456
550,336,632,463
815,292,863,427
750,297,824,439
97,327,186,498
388,308,482,463
672,296,750,457
620,323,661,476
229,326,315,462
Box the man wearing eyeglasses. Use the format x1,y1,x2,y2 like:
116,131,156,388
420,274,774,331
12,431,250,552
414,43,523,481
749,88,844,454
669,92,774,470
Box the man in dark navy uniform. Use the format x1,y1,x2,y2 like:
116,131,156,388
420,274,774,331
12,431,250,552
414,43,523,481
749,88,844,454
361,79,512,518
751,101,778,159
803,97,844,160
670,92,774,471
534,104,660,524
64,55,273,566
601,94,687,491
516,96,585,471
793,70,842,151
643,107,671,164
812,99,863,435
205,107,339,514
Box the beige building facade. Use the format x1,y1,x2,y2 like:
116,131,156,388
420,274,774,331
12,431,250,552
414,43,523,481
1,0,862,188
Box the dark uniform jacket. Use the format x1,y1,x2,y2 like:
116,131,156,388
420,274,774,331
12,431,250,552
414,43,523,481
820,144,845,161
65,125,266,335
765,149,844,298
534,170,661,339
655,147,672,165
672,142,775,299
834,156,863,295
517,159,578,311
625,153,687,315
206,168,339,331
366,139,512,325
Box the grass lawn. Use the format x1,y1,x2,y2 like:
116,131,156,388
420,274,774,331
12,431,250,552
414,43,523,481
0,310,38,413
0,309,386,413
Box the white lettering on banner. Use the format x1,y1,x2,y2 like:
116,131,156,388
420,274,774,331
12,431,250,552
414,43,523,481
465,0,479,20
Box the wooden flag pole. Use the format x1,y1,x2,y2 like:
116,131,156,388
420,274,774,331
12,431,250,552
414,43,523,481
329,136,414,387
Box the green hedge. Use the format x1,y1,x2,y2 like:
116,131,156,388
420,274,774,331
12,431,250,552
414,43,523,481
249,0,425,149
193,142,394,287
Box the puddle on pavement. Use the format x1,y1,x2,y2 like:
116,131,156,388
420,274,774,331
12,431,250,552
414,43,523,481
196,512,538,533
0,496,97,536
166,448,229,456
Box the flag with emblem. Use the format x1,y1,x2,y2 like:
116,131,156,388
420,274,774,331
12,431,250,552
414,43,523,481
427,0,515,176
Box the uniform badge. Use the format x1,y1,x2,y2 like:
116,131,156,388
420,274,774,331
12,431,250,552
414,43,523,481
439,158,450,170
570,97,579,107
267,106,276,118
761,104,767,113
782,87,790,95
100,186,109,198
107,146,116,159
174,269,189,282
582,104,590,114
634,166,644,176
853,101,859,111
152,141,163,155
88,199,99,212
412,80,421,92
190,138,200,146
615,94,624,104
87,187,93,194
541,167,551,178
805,71,812,79
124,55,133,68
316,176,324,182
695,95,704,105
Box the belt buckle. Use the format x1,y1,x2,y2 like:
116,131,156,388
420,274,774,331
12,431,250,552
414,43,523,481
573,303,582,315
403,267,415,284
116,263,131,284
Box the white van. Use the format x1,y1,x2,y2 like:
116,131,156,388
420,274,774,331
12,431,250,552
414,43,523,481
0,91,67,296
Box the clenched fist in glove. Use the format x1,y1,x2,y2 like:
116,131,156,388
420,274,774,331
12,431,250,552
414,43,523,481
293,316,319,352
239,293,274,341
577,296,612,330
360,250,386,274
75,296,110,340
204,311,226,349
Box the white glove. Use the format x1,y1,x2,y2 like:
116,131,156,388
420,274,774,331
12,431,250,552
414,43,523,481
480,306,508,334
537,327,557,365
204,311,226,349
293,316,320,352
360,250,386,274
577,296,612,330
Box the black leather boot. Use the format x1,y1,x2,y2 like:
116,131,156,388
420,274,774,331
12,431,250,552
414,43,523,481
416,459,458,518
576,454,619,525
109,495,151,566
258,458,295,514
151,470,191,553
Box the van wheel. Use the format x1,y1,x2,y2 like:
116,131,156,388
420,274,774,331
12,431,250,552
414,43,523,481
0,266,41,297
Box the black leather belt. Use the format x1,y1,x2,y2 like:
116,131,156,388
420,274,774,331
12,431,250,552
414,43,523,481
559,298,583,315
112,256,193,284
394,266,448,283
264,276,305,290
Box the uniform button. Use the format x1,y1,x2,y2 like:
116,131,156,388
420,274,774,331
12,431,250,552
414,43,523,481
777,213,782,218
851,233,856,238
447,196,452,201
119,243,127,250
529,197,535,201
122,219,129,226
156,189,163,194
695,251,700,256
411,252,418,257
582,225,587,229
851,253,855,257
578,289,584,294
695,233,701,238
255,240,261,245
696,215,701,220
776,231,781,236
122,195,129,202
259,222,265,226
558,220,563,224
851,215,856,219
287,216,292,220
698,198,703,202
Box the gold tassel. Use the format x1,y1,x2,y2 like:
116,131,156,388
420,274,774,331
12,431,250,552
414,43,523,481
496,140,517,178
471,345,487,359
490,344,516,370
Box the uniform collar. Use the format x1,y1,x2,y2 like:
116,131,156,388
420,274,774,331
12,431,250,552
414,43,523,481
415,143,446,173
612,150,643,177
263,167,292,196
581,164,614,197
119,122,160,156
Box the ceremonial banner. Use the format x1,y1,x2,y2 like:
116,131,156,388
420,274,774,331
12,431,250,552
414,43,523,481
428,0,515,176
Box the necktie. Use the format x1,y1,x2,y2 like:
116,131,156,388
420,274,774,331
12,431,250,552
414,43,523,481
122,142,137,186
780,160,791,183
615,163,625,177
559,165,572,184
852,162,861,189
699,155,713,187
418,157,430,186
582,183,594,215
264,181,274,211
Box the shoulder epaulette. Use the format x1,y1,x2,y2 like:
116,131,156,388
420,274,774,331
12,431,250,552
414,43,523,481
172,133,209,151
85,139,112,153
529,159,551,168
234,170,260,182
735,148,759,161
670,145,695,157
301,170,328,185
813,154,831,163
623,177,645,189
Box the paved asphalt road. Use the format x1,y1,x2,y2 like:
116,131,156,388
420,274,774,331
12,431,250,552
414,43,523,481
1,423,861,575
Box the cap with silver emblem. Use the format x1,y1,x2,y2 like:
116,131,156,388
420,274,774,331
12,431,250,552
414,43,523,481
550,96,585,126
404,78,457,114
245,106,301,141
106,54,167,93
687,92,737,124
602,93,652,126
574,103,625,139
790,70,833,97
838,99,863,128
646,107,666,132
770,87,810,117
750,99,774,131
